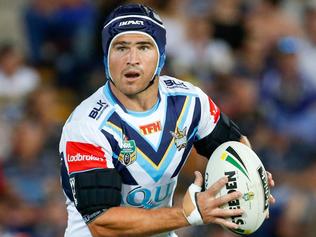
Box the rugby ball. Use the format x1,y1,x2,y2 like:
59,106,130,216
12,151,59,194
204,141,270,235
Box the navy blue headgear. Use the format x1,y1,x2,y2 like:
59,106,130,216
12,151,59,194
102,4,166,81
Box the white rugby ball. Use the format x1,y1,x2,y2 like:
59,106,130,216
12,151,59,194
204,141,270,235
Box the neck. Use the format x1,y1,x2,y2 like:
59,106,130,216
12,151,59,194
109,79,159,112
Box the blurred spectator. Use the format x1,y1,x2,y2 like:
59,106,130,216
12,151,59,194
210,0,246,50
0,42,40,161
24,0,96,89
2,119,61,236
24,87,65,154
4,120,57,204
245,0,302,52
169,16,234,84
143,0,187,71
0,43,40,102
260,36,316,145
233,34,268,80
241,35,316,237
298,1,316,88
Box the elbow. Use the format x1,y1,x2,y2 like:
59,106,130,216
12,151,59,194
88,221,122,237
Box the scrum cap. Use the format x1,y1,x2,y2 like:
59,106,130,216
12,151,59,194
102,4,166,81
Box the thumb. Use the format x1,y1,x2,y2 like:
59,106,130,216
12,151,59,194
193,171,203,187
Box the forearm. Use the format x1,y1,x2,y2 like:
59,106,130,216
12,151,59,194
88,206,189,237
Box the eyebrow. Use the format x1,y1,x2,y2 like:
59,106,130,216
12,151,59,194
112,41,155,47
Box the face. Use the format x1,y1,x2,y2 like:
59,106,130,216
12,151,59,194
109,33,159,96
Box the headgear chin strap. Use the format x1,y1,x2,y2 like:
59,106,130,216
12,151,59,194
102,4,166,84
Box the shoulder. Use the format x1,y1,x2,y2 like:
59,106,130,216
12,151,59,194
63,86,115,131
159,75,205,98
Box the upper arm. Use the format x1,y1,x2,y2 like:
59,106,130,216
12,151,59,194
60,122,122,223
194,89,242,158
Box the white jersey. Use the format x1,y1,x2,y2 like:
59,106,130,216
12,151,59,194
59,76,221,237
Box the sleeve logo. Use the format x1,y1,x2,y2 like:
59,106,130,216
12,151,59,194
66,141,107,173
208,97,220,123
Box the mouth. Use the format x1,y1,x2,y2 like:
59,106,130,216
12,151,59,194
124,70,141,81
124,71,141,80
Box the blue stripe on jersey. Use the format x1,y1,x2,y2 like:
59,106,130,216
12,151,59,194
108,96,187,166
101,129,138,185
60,152,74,202
105,95,195,182
126,97,160,117
171,97,202,178
103,83,116,106
99,108,115,130
136,142,178,182
161,91,199,98
103,82,129,113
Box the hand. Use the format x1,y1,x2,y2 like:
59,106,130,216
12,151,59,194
266,171,276,219
194,171,244,229
267,171,276,205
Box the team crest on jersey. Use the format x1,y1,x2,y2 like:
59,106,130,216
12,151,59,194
119,138,137,166
170,127,187,151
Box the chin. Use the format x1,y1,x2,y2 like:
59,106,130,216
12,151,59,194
122,87,141,96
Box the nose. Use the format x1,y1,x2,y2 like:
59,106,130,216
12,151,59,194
127,47,140,65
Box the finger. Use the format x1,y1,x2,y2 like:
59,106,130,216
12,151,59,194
213,217,240,230
267,171,275,187
211,207,244,218
212,191,242,207
206,176,228,195
269,194,276,205
193,171,203,187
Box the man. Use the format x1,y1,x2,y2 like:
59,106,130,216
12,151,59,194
59,4,274,237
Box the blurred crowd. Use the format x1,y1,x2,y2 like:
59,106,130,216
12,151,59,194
0,0,316,236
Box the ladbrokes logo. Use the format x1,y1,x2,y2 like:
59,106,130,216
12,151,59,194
66,141,107,173
67,153,104,162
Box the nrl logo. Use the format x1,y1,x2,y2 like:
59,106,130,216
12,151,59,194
119,137,137,166
170,127,187,151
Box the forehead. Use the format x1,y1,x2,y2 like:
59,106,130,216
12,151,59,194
111,32,155,45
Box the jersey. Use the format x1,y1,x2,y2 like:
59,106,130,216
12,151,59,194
59,75,221,237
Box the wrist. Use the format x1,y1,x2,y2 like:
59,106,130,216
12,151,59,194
182,183,204,226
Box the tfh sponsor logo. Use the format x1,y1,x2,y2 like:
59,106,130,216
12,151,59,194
66,141,107,173
139,121,161,135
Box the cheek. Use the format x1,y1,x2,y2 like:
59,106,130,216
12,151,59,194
144,52,159,75
109,55,123,77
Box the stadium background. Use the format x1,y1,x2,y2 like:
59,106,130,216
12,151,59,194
0,0,316,236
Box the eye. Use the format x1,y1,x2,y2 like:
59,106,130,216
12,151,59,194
139,45,150,51
116,46,127,52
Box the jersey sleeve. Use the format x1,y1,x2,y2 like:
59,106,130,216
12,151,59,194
195,87,221,140
194,87,242,158
59,121,114,175
60,121,122,223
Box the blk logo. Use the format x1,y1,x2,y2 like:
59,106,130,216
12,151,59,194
89,100,108,119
